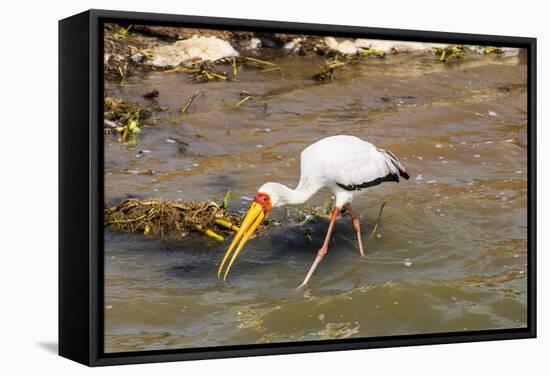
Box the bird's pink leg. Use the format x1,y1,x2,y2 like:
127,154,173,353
344,203,365,257
299,207,340,288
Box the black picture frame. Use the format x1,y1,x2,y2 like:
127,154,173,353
59,9,537,367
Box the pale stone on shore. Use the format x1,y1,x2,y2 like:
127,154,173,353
151,35,239,67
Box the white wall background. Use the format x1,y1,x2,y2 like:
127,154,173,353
0,0,546,374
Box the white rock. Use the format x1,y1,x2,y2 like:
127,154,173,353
501,47,521,57
151,35,239,67
247,37,262,49
284,37,302,50
355,39,448,53
324,37,357,54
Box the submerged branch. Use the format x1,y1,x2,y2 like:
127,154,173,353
368,201,388,239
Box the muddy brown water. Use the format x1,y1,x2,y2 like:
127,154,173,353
104,50,528,352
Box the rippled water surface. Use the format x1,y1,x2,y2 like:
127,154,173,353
104,50,528,352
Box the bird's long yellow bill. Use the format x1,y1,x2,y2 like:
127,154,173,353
217,202,264,281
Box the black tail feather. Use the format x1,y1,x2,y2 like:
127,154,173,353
382,149,410,180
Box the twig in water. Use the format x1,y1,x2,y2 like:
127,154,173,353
243,57,284,76
181,90,200,114
368,201,388,239
225,90,268,111
229,57,238,77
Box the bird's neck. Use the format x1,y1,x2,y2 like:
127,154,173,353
277,179,320,206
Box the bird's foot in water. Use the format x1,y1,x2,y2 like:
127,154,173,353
298,246,328,288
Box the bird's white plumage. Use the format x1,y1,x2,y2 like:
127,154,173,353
298,135,403,206
259,135,407,209
300,135,398,186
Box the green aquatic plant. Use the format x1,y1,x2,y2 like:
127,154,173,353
114,25,132,40
119,111,141,143
116,64,128,86
170,115,181,124
433,46,465,63
357,48,386,56
223,190,232,209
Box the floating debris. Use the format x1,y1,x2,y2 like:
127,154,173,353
104,96,156,142
225,90,268,111
241,56,284,75
163,55,284,83
142,89,159,98
104,199,248,241
313,56,347,82
312,46,390,82
122,168,154,176
190,61,230,82
166,136,189,153
468,45,503,55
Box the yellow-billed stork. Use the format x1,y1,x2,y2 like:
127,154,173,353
218,135,409,287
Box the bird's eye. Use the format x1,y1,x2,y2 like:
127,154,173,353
262,197,268,202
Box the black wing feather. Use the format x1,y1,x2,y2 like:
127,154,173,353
337,173,400,191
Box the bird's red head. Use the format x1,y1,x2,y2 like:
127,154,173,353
253,192,272,213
